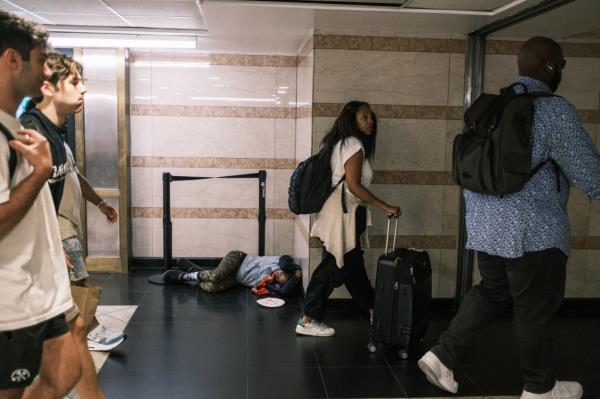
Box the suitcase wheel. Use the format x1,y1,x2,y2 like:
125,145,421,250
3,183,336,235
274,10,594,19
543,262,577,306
367,342,377,353
398,349,408,359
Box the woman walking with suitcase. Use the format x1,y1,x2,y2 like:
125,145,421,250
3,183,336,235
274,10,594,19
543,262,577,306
295,101,401,337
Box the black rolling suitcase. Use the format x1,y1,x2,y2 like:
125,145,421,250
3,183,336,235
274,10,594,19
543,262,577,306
368,216,432,359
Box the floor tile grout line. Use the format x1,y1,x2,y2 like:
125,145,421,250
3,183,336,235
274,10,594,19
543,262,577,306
138,288,150,306
294,297,330,398
380,345,409,398
184,287,197,327
457,363,487,398
313,339,330,399
246,289,250,399
136,288,151,307
296,365,413,369
247,366,324,370
358,312,408,397
162,288,196,399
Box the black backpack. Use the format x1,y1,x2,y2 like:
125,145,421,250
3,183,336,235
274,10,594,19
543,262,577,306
288,145,346,215
0,122,17,183
452,83,561,195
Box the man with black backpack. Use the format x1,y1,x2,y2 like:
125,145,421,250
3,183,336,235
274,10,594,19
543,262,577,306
419,37,600,399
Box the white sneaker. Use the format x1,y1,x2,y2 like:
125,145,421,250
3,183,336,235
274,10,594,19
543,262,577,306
295,319,335,337
87,325,127,351
521,381,583,399
417,351,459,394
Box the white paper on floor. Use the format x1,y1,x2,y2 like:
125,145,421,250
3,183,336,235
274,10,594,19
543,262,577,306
91,305,137,370
64,305,137,399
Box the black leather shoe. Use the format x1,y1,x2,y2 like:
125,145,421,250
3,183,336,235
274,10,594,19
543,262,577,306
162,269,185,284
177,258,215,274
176,258,204,273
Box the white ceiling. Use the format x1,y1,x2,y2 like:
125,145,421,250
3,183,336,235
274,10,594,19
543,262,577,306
489,0,600,40
408,0,512,11
1,0,599,53
1,0,207,29
199,3,315,53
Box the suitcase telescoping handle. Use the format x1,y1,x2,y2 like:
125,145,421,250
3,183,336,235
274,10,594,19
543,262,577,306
385,214,399,254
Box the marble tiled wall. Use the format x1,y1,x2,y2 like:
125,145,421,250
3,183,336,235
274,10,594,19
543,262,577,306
309,35,466,299
483,41,600,298
129,51,297,258
128,38,599,298
294,37,314,288
307,34,600,299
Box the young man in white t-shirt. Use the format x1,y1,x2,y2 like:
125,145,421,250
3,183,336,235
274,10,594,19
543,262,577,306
0,11,82,399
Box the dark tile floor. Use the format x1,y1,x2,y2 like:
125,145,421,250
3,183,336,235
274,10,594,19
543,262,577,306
93,271,600,399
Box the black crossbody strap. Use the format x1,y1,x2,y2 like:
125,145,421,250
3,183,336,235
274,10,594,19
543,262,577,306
337,176,348,214
0,122,17,182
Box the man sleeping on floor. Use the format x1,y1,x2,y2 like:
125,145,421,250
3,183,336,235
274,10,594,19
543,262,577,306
162,251,303,297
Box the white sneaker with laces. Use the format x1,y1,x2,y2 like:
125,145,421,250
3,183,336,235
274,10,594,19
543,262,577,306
295,319,335,337
521,381,583,399
417,351,459,394
87,325,127,351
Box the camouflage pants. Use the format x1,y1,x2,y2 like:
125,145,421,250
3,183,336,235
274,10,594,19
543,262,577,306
198,250,246,293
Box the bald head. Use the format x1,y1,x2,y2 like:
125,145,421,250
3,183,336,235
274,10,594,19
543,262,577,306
518,37,565,92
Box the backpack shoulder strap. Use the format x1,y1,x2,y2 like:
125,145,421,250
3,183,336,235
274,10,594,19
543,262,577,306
525,90,562,192
497,85,562,192
19,111,46,136
500,82,529,95
501,83,559,99
527,91,559,99
328,141,349,213
0,122,17,182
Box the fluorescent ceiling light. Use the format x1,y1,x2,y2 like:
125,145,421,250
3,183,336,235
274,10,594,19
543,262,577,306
45,25,207,36
49,34,197,49
212,0,530,16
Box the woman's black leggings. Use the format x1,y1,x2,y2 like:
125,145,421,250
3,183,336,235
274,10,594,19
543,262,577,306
303,206,375,321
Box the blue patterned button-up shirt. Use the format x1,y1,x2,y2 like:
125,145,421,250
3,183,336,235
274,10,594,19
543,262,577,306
464,76,600,258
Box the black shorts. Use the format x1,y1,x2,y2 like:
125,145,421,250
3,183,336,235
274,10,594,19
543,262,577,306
0,314,69,389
